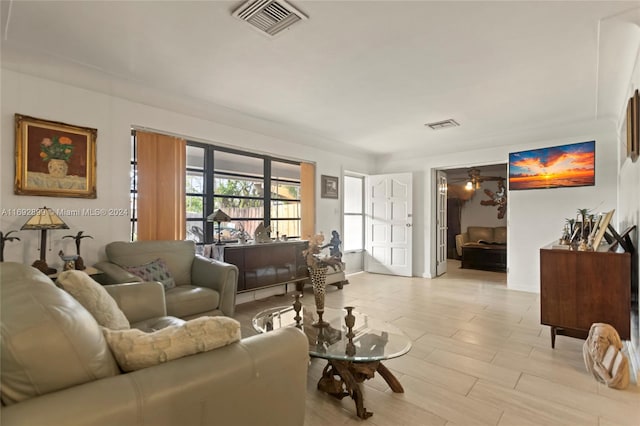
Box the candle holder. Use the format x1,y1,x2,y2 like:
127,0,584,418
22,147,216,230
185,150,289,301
292,293,302,328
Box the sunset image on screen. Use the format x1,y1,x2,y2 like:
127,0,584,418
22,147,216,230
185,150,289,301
508,141,595,190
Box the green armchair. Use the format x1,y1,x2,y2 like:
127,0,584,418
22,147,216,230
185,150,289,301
95,240,238,318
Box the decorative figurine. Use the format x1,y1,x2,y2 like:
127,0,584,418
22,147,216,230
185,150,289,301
480,178,507,219
63,231,93,270
253,222,272,243
0,230,21,262
321,230,343,260
58,250,79,271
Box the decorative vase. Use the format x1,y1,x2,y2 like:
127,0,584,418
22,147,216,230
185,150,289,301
344,306,356,356
344,306,356,330
48,159,68,178
309,266,328,327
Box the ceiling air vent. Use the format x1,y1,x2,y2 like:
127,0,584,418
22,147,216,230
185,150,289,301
232,0,308,37
425,119,460,130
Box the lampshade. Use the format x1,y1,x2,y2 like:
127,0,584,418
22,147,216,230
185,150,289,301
21,206,69,275
465,181,473,191
21,207,69,230
207,209,231,223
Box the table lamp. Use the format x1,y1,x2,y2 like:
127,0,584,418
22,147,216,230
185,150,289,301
21,206,69,274
207,209,231,245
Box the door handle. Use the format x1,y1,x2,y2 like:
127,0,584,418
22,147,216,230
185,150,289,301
406,223,412,228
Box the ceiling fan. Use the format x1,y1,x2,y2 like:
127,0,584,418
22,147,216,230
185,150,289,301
450,168,503,191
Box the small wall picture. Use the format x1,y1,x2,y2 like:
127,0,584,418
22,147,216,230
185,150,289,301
321,175,339,199
15,114,97,198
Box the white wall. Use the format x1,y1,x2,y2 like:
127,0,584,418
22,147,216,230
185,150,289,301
616,48,640,368
1,70,373,270
460,178,508,232
376,120,619,293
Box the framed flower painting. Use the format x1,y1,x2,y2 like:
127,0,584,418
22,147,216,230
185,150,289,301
15,114,97,198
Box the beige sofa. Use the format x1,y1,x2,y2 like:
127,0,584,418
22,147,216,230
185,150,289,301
95,240,238,319
0,262,308,426
455,226,507,256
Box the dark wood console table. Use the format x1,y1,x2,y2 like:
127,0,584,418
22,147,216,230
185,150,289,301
223,241,309,293
540,244,631,348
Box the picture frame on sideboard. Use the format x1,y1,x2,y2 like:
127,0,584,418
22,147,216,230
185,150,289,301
627,89,639,162
591,209,614,251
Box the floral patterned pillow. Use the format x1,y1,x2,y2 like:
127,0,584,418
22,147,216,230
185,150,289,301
124,258,176,290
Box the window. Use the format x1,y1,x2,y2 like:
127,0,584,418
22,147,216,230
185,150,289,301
186,143,301,249
343,175,364,251
185,144,206,244
270,160,301,239
130,132,302,249
213,150,265,243
130,131,137,241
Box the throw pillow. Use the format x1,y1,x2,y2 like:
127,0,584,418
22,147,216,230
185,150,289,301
102,316,241,372
57,270,130,330
123,258,176,290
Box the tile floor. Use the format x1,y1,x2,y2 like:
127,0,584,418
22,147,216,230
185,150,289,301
233,260,640,425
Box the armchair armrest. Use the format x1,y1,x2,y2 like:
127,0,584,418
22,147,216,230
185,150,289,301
94,261,142,285
104,282,167,323
191,256,238,317
455,233,469,257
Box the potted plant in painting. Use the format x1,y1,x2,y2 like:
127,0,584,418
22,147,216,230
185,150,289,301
40,136,74,178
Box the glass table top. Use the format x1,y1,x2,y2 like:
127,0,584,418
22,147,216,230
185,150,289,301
252,306,412,362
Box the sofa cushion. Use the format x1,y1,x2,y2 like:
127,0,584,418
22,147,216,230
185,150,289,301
102,316,241,372
123,258,176,290
56,270,130,330
105,240,195,286
493,226,507,244
467,226,495,243
165,285,220,318
0,263,119,405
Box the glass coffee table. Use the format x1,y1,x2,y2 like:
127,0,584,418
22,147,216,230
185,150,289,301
253,305,411,419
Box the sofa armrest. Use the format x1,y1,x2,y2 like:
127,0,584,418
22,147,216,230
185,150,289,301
191,256,238,317
0,328,308,426
94,261,142,285
455,233,469,257
104,282,167,323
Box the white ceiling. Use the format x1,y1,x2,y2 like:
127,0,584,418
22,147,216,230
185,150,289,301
1,1,639,157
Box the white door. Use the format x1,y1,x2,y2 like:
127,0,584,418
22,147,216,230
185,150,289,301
365,173,412,276
436,170,448,276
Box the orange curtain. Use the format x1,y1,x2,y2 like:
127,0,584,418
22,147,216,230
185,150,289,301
300,162,315,239
136,131,186,241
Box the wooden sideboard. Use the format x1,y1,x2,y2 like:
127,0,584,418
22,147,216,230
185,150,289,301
223,240,309,293
539,244,631,348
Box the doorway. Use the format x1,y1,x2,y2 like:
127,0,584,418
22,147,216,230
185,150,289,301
437,164,508,272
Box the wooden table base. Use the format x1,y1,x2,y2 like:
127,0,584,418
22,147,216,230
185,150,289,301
317,359,404,419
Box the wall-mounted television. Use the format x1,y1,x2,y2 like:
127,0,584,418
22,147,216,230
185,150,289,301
508,140,595,190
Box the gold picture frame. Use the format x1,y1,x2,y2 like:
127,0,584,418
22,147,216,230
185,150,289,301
627,89,639,162
15,114,97,198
